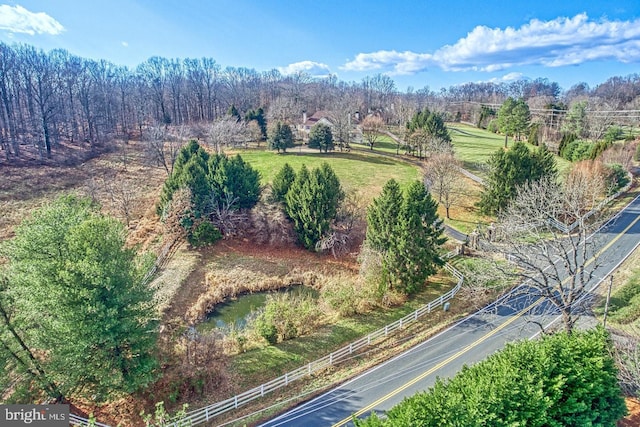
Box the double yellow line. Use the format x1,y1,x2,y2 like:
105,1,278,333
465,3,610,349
333,211,640,427
332,296,543,426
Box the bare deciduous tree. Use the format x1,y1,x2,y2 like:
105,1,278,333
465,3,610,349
487,176,607,334
143,124,184,175
610,330,640,396
206,116,248,153
329,97,359,152
361,115,384,150
106,176,137,227
425,153,463,219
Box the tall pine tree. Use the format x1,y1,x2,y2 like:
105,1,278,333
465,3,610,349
366,180,446,295
366,179,402,252
271,163,296,202
284,163,344,250
478,142,557,215
1,196,158,402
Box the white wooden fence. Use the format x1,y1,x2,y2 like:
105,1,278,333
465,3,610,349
162,256,464,426
547,173,634,234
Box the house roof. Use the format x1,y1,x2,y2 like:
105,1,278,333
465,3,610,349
304,111,334,127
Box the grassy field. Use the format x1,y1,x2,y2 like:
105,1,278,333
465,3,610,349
230,148,420,205
448,123,572,177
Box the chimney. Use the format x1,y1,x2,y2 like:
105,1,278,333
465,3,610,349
302,110,307,124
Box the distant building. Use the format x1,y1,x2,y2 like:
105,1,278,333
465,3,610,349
297,111,335,139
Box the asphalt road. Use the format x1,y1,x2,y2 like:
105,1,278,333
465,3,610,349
260,193,640,427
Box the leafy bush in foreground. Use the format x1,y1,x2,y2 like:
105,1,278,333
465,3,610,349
355,328,626,427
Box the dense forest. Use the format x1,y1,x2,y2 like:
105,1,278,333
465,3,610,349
1,41,640,163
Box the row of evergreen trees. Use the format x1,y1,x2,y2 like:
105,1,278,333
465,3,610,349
157,140,261,244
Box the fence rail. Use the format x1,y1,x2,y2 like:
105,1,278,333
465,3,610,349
163,256,464,427
547,172,633,234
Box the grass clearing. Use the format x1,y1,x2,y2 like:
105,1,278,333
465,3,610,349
231,148,420,205
449,123,572,178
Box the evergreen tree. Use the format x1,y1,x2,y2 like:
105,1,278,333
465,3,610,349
271,163,296,202
245,107,267,139
158,141,261,243
227,104,241,121
157,140,209,216
268,122,295,153
478,142,557,215
407,108,451,142
365,180,446,295
497,97,531,148
284,163,343,250
1,196,158,401
308,123,334,153
366,179,402,252
386,181,446,294
356,329,626,427
210,154,261,210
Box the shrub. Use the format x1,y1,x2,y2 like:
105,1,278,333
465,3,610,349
486,119,499,133
604,125,624,143
558,132,577,157
561,139,594,162
355,329,626,427
188,221,222,247
251,292,323,344
255,318,278,345
605,163,630,195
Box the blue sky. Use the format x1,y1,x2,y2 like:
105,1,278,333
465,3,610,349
1,1,639,92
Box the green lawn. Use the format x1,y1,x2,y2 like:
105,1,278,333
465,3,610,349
448,123,572,178
232,148,420,204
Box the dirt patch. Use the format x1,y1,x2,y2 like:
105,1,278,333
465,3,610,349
619,397,640,426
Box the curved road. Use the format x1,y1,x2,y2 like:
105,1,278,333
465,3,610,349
260,193,640,427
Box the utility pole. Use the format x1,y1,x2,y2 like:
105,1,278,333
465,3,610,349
603,274,613,329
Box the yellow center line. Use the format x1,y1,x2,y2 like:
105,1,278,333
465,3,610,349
332,211,640,427
332,297,543,426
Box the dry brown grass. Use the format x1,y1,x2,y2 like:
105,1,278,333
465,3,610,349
184,244,359,325
0,140,167,249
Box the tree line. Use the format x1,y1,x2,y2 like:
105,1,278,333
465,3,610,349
2,42,640,163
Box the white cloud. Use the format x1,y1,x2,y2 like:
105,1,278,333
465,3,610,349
121,41,129,47
342,13,640,74
343,50,432,75
0,4,64,35
486,72,527,83
278,60,332,78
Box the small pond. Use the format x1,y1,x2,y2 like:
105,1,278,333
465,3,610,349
196,285,318,333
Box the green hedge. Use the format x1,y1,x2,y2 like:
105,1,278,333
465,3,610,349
356,328,626,427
